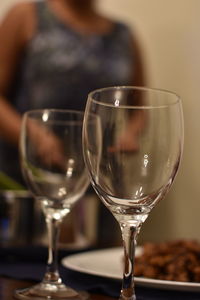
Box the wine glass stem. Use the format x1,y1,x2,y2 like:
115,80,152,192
43,216,62,284
119,221,142,300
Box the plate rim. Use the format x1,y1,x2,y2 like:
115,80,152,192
61,247,200,292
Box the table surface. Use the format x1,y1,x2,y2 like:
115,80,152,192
0,277,116,300
1,245,200,300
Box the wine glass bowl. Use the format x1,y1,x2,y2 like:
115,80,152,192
83,86,184,300
15,109,89,299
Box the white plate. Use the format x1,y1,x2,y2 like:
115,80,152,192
62,247,200,292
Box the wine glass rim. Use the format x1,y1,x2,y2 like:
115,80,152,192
23,108,85,117
88,86,181,109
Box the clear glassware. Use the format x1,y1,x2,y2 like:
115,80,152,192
82,86,184,300
15,109,89,300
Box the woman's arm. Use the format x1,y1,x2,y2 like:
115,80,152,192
131,34,146,87
0,2,35,145
110,34,147,152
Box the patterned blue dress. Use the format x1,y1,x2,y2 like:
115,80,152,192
1,0,135,183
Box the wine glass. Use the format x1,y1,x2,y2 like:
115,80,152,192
82,86,184,300
15,109,89,300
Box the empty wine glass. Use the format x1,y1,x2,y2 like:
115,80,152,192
83,86,184,300
15,109,89,299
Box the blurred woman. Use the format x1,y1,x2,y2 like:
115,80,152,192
0,0,145,183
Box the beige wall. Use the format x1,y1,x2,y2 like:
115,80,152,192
1,0,200,243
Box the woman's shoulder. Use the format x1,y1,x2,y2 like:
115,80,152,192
114,20,132,34
3,1,35,20
96,13,132,37
2,1,37,43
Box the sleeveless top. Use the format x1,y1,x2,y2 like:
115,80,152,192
1,0,135,183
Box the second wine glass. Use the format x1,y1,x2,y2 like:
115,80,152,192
83,86,184,300
15,109,89,299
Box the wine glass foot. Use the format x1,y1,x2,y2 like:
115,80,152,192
14,282,89,300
